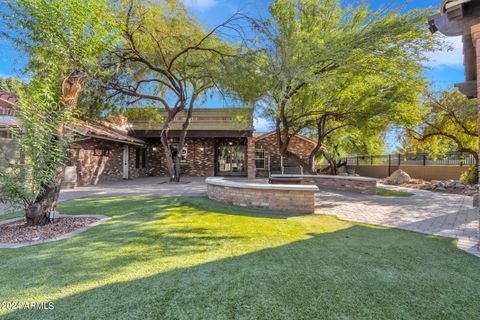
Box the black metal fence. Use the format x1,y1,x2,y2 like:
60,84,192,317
344,152,476,167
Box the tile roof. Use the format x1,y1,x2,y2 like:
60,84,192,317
0,90,17,116
70,120,145,146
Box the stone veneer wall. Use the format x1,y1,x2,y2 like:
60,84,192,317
300,175,376,195
70,139,123,186
70,138,150,186
145,137,216,177
254,134,317,178
207,182,316,214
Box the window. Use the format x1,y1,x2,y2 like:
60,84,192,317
0,130,12,140
170,143,187,164
93,148,110,156
136,147,147,168
255,149,266,170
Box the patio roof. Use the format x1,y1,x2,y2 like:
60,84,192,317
129,108,253,137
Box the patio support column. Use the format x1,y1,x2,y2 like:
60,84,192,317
471,23,480,244
247,137,256,180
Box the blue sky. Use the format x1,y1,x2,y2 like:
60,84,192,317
0,0,466,151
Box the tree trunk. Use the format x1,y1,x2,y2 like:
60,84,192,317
160,132,176,182
25,166,64,226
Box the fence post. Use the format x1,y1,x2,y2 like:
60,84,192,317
423,153,426,166
398,154,401,166
356,156,359,166
371,155,373,165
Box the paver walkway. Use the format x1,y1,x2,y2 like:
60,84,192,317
316,184,479,256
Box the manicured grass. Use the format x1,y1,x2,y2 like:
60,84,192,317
376,187,414,197
0,196,479,319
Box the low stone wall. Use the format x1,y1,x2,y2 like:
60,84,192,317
271,174,377,195
206,177,318,214
351,165,469,181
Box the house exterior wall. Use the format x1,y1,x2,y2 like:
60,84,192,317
66,133,317,186
70,138,124,186
254,134,317,178
144,137,217,178
69,138,152,186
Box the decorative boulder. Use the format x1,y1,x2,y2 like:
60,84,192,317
384,169,412,185
473,194,480,208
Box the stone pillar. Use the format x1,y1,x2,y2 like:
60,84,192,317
247,137,256,180
471,24,480,245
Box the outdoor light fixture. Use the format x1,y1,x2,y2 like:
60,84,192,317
152,147,158,152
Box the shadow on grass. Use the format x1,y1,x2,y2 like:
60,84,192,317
4,225,480,320
0,196,306,296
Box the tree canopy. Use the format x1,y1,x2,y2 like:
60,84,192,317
0,0,120,223
405,89,478,162
106,0,248,181
241,0,441,173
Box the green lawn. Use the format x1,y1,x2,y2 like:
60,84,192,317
0,196,479,320
376,187,414,197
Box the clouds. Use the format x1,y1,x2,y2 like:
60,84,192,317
425,36,464,68
181,0,217,11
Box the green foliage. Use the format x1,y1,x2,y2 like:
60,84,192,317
0,0,120,209
246,0,442,165
460,165,478,185
0,77,24,94
405,89,478,162
376,188,414,197
109,0,240,108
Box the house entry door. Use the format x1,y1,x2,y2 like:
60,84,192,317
216,140,246,176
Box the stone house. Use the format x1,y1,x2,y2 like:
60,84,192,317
0,89,317,186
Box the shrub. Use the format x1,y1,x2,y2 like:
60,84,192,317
460,165,479,185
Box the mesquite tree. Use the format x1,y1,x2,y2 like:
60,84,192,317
406,89,478,164
247,0,442,172
107,0,247,182
0,0,118,225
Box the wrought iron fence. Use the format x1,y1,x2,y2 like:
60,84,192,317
344,152,476,167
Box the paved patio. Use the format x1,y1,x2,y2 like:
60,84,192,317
315,184,480,257
59,177,208,201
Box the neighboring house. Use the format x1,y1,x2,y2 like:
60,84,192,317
0,90,19,166
0,90,317,186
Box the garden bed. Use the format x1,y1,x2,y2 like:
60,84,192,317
0,215,108,247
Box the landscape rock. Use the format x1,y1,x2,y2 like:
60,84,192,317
384,170,412,185
474,194,480,207
453,182,465,189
